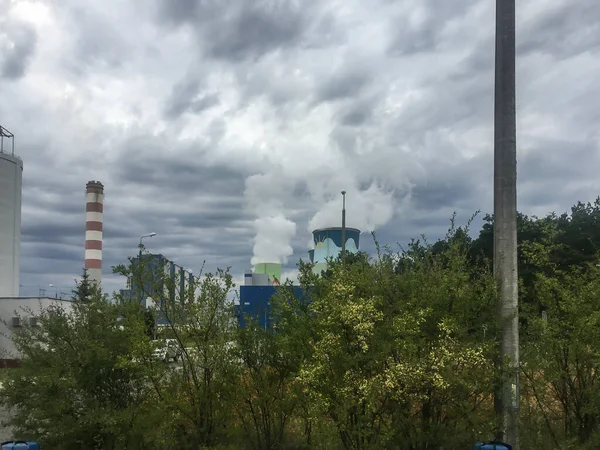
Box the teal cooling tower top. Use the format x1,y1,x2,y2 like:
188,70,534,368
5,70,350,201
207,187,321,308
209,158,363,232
312,227,360,264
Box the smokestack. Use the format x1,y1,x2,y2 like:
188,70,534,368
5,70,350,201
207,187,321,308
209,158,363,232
85,181,104,286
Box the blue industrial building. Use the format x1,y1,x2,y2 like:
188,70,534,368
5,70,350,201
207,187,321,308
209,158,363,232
237,285,305,329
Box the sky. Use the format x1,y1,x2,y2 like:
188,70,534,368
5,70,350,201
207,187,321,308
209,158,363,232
1,0,599,298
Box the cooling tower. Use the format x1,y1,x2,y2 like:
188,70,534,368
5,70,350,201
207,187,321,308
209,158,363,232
311,227,360,274
0,146,23,297
85,181,104,286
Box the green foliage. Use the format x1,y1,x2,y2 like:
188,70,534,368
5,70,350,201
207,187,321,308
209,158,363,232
3,198,600,449
0,272,156,449
289,225,497,450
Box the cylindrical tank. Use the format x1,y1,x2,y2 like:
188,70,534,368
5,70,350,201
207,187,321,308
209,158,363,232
85,181,104,286
253,263,282,285
312,227,360,265
0,151,23,297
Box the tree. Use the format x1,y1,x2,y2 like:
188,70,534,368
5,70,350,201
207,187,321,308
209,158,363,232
72,268,100,303
520,262,600,448
0,270,158,449
114,253,241,448
293,231,497,449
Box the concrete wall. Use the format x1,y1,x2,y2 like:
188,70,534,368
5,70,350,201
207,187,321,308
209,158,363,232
0,153,23,297
0,297,73,359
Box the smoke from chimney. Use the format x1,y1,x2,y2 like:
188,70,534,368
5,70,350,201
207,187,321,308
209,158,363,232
85,181,104,286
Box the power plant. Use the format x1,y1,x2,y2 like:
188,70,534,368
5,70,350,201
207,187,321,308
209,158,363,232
85,181,104,286
0,126,22,298
1,122,363,337
239,224,361,329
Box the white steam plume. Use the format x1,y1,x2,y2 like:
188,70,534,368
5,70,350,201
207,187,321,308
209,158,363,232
251,214,296,265
309,182,396,232
244,172,297,265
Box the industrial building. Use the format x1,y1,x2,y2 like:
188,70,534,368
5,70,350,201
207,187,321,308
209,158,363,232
0,297,73,367
237,226,361,329
120,253,197,325
0,126,73,368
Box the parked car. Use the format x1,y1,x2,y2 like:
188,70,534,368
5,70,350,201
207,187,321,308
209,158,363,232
151,339,181,363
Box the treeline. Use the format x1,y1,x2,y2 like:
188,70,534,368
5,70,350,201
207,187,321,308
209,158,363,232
2,199,600,449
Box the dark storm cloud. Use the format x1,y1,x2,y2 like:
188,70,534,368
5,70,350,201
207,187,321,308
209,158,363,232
518,137,600,212
176,207,250,230
157,0,317,62
519,138,598,182
316,71,370,103
21,222,83,244
518,0,600,59
164,77,220,119
115,154,246,196
1,23,37,80
339,107,371,127
411,170,482,212
26,244,81,263
332,93,381,128
387,0,480,56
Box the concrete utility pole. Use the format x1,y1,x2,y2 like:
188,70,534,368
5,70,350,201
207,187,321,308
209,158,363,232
341,191,347,254
493,0,519,448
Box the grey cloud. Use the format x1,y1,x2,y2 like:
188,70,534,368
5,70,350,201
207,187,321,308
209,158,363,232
21,222,83,244
1,23,37,80
518,1,600,59
518,137,599,212
5,0,600,301
519,137,598,183
176,207,251,230
57,3,132,73
158,0,316,62
387,0,480,56
115,155,246,197
316,71,369,103
23,244,81,263
333,93,382,128
339,107,371,127
164,78,220,119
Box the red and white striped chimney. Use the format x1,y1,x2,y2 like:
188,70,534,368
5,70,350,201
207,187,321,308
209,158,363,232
85,181,104,285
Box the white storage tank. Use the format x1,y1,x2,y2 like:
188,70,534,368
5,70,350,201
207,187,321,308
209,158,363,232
0,148,23,297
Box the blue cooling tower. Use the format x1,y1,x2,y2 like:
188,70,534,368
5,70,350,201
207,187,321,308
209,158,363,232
312,227,360,264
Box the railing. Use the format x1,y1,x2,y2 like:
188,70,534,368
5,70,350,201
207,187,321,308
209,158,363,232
0,125,15,156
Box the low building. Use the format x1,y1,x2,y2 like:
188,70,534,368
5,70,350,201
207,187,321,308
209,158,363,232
0,296,73,367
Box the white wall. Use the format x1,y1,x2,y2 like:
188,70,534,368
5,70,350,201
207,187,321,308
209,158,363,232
0,153,23,297
0,297,72,359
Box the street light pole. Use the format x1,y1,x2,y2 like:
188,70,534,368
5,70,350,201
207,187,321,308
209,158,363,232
139,232,157,257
